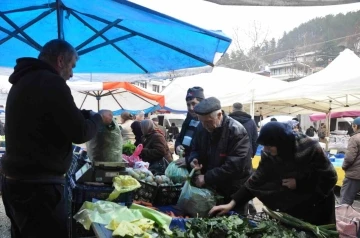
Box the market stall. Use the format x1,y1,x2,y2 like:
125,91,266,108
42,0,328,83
66,138,346,238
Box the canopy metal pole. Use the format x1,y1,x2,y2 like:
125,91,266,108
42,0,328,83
250,89,255,119
56,0,64,39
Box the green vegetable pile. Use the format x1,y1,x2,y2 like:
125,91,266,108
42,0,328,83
153,207,338,238
167,215,310,238
123,141,136,155
263,207,338,238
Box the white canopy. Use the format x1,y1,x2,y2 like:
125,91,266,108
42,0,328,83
254,49,360,116
162,67,288,113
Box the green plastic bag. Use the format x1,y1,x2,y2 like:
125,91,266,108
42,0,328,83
165,161,189,184
177,169,216,218
86,119,123,162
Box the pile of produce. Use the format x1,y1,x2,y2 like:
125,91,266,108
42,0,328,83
127,168,179,186
159,207,338,238
165,161,189,184
263,207,338,238
122,141,136,156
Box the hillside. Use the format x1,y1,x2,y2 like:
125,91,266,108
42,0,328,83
217,10,360,71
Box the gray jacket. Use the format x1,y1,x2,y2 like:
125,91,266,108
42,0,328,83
343,131,360,179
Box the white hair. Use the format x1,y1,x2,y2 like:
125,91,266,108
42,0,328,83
210,109,222,118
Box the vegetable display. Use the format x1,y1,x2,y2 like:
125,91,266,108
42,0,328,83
122,141,136,156
263,207,338,238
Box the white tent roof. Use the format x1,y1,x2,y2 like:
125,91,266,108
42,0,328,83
162,67,288,112
253,49,360,116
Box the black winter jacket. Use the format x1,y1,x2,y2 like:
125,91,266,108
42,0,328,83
232,133,337,225
229,111,258,157
189,113,252,201
1,58,102,179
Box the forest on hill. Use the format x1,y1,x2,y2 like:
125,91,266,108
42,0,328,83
217,10,360,72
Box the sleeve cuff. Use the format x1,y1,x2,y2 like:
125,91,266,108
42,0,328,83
231,185,254,206
91,113,103,127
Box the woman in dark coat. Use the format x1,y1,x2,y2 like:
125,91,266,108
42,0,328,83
209,121,337,225
140,119,172,175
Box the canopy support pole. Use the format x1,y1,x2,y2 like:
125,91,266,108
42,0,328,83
109,91,124,110
56,0,64,40
0,12,41,49
250,89,255,119
80,93,88,109
325,100,332,151
0,9,54,46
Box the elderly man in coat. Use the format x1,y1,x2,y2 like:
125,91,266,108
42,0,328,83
188,97,253,214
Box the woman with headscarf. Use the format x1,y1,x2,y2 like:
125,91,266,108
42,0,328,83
140,119,173,175
120,111,135,143
209,121,337,225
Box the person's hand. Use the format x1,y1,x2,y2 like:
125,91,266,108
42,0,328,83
176,145,185,155
98,110,113,125
195,174,205,187
175,157,187,168
190,159,202,171
209,200,236,216
282,178,296,189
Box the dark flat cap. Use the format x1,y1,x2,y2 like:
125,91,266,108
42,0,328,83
194,97,221,115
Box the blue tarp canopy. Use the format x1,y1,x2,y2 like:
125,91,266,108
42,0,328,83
0,0,231,82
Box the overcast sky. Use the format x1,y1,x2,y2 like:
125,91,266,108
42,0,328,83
130,0,360,51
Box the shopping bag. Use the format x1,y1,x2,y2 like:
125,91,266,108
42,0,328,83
177,169,216,218
336,204,360,238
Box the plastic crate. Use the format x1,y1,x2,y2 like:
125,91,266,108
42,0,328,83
67,154,88,177
154,185,182,206
69,178,133,209
133,180,158,203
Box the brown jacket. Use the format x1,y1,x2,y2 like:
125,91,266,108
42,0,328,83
140,131,173,165
342,131,360,179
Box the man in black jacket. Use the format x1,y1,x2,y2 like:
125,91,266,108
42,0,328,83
0,39,113,238
189,97,252,214
175,87,204,167
229,102,258,158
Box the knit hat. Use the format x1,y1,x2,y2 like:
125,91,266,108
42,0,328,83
186,86,205,101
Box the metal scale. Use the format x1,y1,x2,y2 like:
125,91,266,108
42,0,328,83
73,147,128,184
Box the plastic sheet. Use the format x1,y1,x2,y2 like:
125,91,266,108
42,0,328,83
165,161,189,184
177,169,216,218
107,175,141,201
86,119,123,162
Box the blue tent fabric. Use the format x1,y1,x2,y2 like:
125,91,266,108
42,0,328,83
112,105,161,116
0,0,231,82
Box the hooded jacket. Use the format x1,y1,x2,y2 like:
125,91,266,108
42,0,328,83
232,122,337,225
229,111,258,157
0,58,102,180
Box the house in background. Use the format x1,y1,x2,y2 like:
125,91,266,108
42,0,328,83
269,51,316,81
132,79,172,93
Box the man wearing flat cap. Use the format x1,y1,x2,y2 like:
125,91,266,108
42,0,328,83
175,86,205,168
189,97,253,214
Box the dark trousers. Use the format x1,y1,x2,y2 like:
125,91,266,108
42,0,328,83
1,176,68,238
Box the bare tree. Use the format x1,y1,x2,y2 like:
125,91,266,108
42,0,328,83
229,21,270,72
